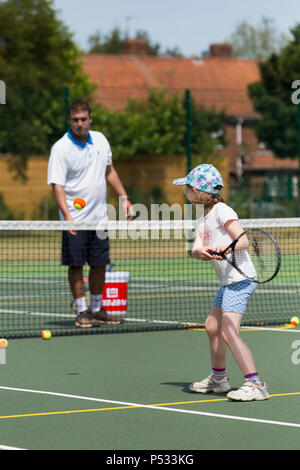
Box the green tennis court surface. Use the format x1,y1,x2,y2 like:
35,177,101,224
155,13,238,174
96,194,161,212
0,327,299,451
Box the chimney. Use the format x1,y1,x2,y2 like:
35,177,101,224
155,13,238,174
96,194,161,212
209,43,232,57
123,38,149,55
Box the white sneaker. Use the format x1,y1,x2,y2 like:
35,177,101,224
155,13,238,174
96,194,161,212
227,381,269,401
189,375,231,394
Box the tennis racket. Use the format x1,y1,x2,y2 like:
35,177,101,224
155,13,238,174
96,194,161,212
208,228,281,284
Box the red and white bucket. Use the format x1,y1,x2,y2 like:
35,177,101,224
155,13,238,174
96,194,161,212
101,271,130,316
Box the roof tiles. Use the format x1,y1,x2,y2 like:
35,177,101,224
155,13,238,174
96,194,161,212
82,54,261,116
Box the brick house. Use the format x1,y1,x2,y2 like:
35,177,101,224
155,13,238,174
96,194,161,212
82,40,299,202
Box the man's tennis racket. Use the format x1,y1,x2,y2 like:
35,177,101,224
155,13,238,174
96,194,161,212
208,228,281,284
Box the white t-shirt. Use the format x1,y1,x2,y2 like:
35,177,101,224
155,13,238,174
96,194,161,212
196,202,255,286
47,130,112,221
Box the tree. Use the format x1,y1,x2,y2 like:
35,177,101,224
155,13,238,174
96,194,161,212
88,27,182,57
91,89,224,158
248,24,300,158
228,17,289,59
0,193,17,220
0,0,95,178
91,90,185,157
88,28,125,54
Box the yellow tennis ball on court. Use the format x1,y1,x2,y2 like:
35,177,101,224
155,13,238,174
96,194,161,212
290,316,300,326
0,338,8,348
73,197,86,210
41,330,52,340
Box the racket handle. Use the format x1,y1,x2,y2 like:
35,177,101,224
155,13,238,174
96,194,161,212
106,263,116,272
207,249,218,255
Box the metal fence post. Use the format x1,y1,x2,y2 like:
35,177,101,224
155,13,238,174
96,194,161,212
64,85,70,131
185,89,192,173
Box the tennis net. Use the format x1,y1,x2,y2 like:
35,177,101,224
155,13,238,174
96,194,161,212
0,219,298,338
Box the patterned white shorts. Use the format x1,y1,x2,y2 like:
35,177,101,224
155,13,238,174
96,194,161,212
212,280,257,314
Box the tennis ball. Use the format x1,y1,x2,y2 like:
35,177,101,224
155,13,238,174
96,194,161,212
0,338,8,348
73,197,86,210
41,330,52,340
290,316,300,326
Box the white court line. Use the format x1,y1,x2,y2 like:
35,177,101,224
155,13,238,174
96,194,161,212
0,308,184,323
1,279,66,284
0,444,26,450
240,326,300,333
0,308,75,318
0,385,300,430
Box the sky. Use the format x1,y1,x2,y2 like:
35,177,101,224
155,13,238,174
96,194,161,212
53,0,300,56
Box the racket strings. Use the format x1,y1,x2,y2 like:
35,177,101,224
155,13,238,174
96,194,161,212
235,232,279,282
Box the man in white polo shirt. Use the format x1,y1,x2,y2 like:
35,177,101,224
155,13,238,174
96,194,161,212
48,100,133,328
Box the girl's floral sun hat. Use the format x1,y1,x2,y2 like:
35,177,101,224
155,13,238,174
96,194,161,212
173,164,223,195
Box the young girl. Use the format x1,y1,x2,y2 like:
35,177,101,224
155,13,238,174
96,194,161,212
173,163,269,401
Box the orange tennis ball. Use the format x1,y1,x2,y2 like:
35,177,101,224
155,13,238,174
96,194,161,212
41,330,52,340
0,338,8,348
73,198,86,210
290,316,300,326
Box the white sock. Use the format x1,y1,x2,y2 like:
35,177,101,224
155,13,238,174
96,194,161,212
75,297,87,315
90,294,102,313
